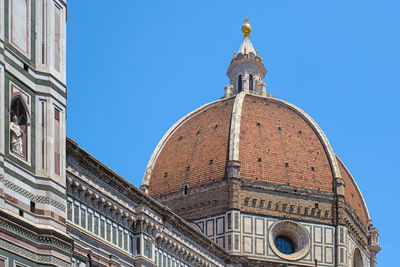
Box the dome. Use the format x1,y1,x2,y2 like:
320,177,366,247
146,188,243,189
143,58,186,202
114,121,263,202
140,21,380,265
142,92,370,227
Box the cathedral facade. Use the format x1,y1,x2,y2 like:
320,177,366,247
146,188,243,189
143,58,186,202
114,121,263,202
0,1,379,267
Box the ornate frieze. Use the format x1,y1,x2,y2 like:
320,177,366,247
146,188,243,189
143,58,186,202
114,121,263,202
0,174,66,212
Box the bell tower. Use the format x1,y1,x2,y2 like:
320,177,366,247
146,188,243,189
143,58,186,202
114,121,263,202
0,0,72,266
225,18,269,98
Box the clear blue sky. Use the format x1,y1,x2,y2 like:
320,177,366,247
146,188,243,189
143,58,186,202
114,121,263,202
67,1,399,265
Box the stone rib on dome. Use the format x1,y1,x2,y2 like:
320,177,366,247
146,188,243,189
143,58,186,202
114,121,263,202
238,94,336,191
336,156,371,226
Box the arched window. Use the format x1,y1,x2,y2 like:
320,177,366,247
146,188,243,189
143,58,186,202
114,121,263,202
238,75,242,92
249,74,254,92
10,97,28,160
353,248,363,267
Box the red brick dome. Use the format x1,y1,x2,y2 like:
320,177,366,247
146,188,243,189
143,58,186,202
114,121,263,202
142,93,370,226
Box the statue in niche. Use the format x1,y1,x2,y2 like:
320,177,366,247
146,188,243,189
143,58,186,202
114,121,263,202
10,115,24,156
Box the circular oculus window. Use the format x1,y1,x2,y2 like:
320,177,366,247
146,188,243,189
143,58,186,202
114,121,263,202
268,220,311,261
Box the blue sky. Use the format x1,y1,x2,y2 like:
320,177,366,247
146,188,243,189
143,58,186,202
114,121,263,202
67,1,399,265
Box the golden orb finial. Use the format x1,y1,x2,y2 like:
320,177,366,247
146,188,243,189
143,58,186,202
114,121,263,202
241,17,252,37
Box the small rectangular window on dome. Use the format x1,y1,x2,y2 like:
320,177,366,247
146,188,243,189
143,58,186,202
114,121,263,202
183,184,189,195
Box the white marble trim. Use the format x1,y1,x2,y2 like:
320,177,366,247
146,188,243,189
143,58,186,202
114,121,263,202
335,156,371,221
265,96,341,180
228,92,245,161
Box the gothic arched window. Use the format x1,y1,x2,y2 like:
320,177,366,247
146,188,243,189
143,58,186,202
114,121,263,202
249,74,254,92
10,97,28,160
238,75,243,92
353,248,363,267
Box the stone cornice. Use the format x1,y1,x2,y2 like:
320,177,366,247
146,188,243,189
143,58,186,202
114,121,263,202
0,209,72,259
227,54,267,77
67,167,140,225
241,178,335,201
240,178,335,225
342,200,369,249
68,225,134,263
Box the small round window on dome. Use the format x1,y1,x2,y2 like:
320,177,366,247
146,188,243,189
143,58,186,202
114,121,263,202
275,236,295,254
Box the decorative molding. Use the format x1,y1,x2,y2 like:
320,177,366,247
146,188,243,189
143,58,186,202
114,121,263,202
66,170,138,224
0,239,70,267
2,176,65,211
0,214,71,252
